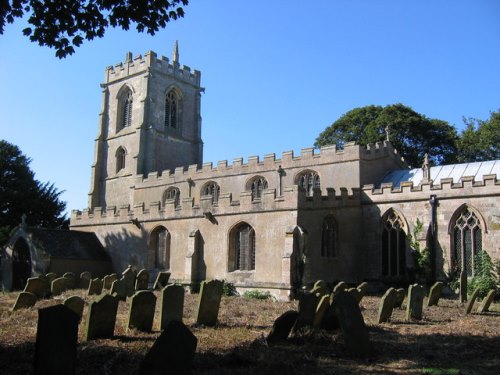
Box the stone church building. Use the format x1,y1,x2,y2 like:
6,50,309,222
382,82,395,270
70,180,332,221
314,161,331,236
14,46,500,298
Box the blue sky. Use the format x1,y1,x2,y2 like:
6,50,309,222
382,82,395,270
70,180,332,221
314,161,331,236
1,0,499,216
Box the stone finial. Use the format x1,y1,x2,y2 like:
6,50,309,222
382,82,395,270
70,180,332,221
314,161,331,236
125,52,132,63
422,153,431,182
172,40,179,66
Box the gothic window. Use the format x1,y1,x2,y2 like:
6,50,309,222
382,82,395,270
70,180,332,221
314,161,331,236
163,187,180,208
150,226,171,270
452,207,482,277
165,90,180,129
229,223,256,271
115,147,126,173
297,170,320,196
249,176,268,201
381,210,407,277
321,215,337,257
202,182,220,204
118,88,133,131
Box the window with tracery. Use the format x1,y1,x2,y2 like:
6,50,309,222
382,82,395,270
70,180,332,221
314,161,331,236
165,90,179,129
321,215,337,257
163,187,180,208
381,210,407,277
230,223,256,271
118,89,133,131
298,170,320,196
203,182,220,204
116,147,126,173
452,207,482,276
249,176,268,201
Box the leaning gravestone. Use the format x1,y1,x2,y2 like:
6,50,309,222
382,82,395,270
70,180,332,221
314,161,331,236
63,272,77,289
24,277,48,299
377,287,397,323
267,310,299,344
33,304,79,375
334,291,371,357
51,277,69,296
110,279,127,301
347,288,362,304
357,282,369,297
84,293,119,340
122,266,137,297
311,280,329,296
333,281,348,294
103,273,118,290
406,284,425,321
64,295,85,320
159,285,185,329
459,269,467,303
45,272,57,284
465,288,480,315
80,271,92,290
153,271,171,290
87,278,104,296
196,279,224,326
393,288,406,309
135,269,150,291
320,293,340,331
12,292,37,311
127,291,157,332
292,291,322,333
313,294,331,328
477,289,496,313
139,320,197,375
427,281,444,307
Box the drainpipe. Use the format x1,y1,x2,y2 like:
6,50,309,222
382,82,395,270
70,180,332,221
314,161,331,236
429,194,438,283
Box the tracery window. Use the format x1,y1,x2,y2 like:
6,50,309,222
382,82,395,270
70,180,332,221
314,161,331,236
297,170,320,196
115,147,126,173
118,88,133,131
452,207,482,277
163,187,180,208
202,182,220,204
229,223,256,271
321,215,337,257
165,90,179,129
249,176,268,201
381,210,407,277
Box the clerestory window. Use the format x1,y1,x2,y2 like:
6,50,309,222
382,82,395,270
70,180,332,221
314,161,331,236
202,182,220,204
297,170,320,197
163,187,181,208
249,176,268,201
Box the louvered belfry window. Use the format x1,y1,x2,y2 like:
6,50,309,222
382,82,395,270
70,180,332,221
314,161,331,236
165,91,178,129
453,207,482,276
381,211,407,277
121,90,133,129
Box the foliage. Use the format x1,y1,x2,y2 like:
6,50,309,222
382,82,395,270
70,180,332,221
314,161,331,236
222,280,239,297
456,110,500,162
407,219,431,282
243,289,272,300
0,0,188,58
315,103,459,167
468,252,498,299
0,140,68,246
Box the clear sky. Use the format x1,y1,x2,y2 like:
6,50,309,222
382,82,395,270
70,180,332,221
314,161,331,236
1,0,499,216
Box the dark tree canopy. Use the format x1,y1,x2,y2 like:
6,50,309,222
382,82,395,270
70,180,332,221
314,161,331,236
456,111,500,163
0,140,68,246
0,0,188,58
315,103,459,167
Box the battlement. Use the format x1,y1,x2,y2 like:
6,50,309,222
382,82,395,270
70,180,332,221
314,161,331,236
104,50,201,87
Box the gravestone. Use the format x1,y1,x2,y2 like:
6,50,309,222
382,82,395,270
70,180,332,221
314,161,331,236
406,284,425,321
427,281,444,307
110,279,127,301
127,290,157,332
122,266,137,297
103,273,117,290
153,271,171,290
139,320,197,375
459,270,467,303
292,291,322,333
313,294,331,328
24,277,48,299
87,278,104,296
135,269,150,291
465,288,480,315
196,279,224,326
347,288,362,304
45,272,57,284
267,310,299,344
159,284,185,330
63,272,77,289
333,281,348,294
37,275,51,296
357,282,369,298
334,291,371,357
477,290,496,313
393,288,406,309
33,304,79,375
320,293,340,331
64,295,85,319
12,292,37,311
51,277,69,296
311,280,329,296
377,287,397,323
84,293,119,340
80,271,92,290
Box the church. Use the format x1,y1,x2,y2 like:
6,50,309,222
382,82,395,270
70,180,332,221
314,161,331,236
4,45,500,298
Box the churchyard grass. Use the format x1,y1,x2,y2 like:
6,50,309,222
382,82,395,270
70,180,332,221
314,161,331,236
0,290,499,374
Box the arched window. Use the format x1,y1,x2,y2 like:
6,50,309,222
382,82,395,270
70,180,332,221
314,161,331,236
202,182,220,204
115,147,126,173
163,187,180,208
297,170,320,196
117,88,133,131
321,215,337,257
249,176,268,201
452,207,482,276
150,226,171,270
381,210,407,277
165,90,180,129
229,223,256,271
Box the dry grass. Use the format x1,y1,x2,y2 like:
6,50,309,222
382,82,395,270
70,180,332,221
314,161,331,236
0,289,499,374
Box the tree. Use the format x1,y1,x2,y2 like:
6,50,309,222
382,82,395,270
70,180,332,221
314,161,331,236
0,140,68,246
315,103,459,167
456,110,500,162
0,0,188,58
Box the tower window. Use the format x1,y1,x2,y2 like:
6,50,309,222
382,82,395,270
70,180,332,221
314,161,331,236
118,88,133,131
165,90,179,129
452,207,482,276
297,170,320,197
116,147,126,173
249,176,268,201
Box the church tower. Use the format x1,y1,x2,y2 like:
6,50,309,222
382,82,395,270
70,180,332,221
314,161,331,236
88,44,203,209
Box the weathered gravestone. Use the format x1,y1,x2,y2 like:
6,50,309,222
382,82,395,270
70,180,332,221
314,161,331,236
377,287,397,323
87,278,104,296
334,291,371,357
266,310,299,344
37,275,51,296
320,293,340,331
313,294,331,328
45,272,57,285
12,292,37,311
139,320,197,375
51,277,69,296
160,284,185,329
465,288,480,315
64,295,85,320
84,293,119,340
103,273,117,290
127,290,157,332
63,272,77,289
33,304,79,375
122,265,137,297
427,281,444,307
24,277,48,299
477,290,496,313
333,281,348,294
357,282,369,300
135,269,150,291
292,291,322,333
406,284,425,321
110,279,127,301
310,280,329,296
347,288,362,304
459,269,467,303
80,271,92,290
393,288,406,309
196,279,224,326
153,271,171,290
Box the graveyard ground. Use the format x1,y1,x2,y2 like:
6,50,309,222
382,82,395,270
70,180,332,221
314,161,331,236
0,290,499,374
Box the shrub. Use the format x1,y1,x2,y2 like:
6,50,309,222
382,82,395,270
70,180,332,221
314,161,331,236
243,290,272,300
468,251,498,299
222,280,239,297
